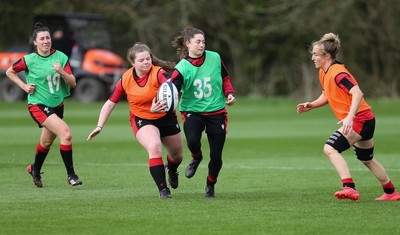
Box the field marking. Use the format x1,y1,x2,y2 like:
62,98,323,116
2,162,399,172
223,164,400,172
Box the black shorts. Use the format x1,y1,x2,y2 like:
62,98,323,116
353,110,375,140
358,118,375,140
181,111,228,135
130,111,181,137
28,103,64,128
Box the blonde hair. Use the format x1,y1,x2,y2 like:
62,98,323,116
310,33,341,59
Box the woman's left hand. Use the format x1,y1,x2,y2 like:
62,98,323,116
337,116,354,135
150,97,167,112
226,94,236,106
53,61,62,74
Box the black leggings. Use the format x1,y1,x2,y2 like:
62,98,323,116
184,113,227,179
206,133,226,179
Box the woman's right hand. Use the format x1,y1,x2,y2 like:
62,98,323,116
296,102,312,114
24,83,36,94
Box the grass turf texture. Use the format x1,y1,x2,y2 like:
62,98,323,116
0,98,399,234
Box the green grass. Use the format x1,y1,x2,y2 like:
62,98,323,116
0,98,399,235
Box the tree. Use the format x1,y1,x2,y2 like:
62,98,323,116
1,0,400,98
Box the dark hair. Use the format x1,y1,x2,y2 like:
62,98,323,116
171,26,205,59
127,42,176,73
32,22,50,41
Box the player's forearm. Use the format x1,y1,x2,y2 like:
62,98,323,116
348,89,363,118
310,93,328,108
6,67,26,89
97,100,116,127
60,72,76,88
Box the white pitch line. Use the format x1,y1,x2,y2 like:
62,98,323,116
3,162,399,172
80,162,400,172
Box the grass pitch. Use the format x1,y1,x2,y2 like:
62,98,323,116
0,98,399,234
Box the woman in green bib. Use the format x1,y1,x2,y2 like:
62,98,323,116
170,26,236,198
6,22,82,188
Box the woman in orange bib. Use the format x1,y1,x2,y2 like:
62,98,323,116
297,33,399,201
87,43,183,199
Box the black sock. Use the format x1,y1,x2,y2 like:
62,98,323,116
166,156,180,173
149,164,167,191
33,144,49,170
60,144,75,175
192,151,203,161
207,175,217,186
343,182,356,189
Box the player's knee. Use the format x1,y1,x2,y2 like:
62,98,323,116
323,144,335,156
59,126,72,143
59,133,72,144
354,146,374,161
40,141,53,149
169,151,183,163
186,139,201,153
148,143,163,157
65,132,72,142
325,131,350,154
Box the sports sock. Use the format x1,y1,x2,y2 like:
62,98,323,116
342,178,356,189
33,143,49,170
60,144,75,175
207,175,217,186
149,158,167,191
166,155,180,173
192,151,203,161
382,181,395,194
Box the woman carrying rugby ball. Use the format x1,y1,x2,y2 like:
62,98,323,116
87,43,183,199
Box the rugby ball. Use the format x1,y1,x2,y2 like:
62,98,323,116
157,81,179,112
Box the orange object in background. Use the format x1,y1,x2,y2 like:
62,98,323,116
82,49,124,75
0,52,28,71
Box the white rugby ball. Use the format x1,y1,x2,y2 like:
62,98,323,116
157,81,179,112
